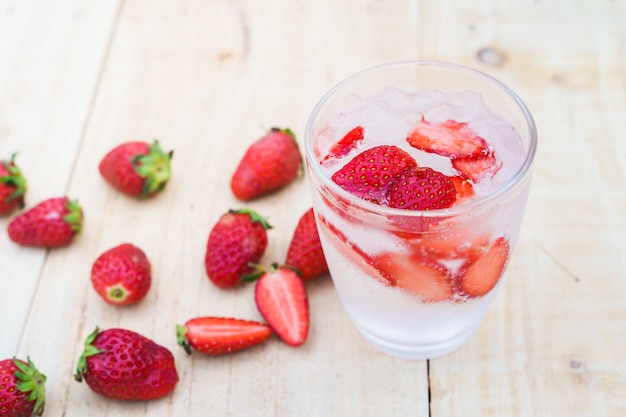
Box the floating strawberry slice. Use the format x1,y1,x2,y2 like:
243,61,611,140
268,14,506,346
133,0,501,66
317,214,391,286
374,252,454,302
451,153,501,183
449,176,475,205
322,125,364,163
406,116,490,158
456,237,510,298
331,145,417,204
408,229,490,261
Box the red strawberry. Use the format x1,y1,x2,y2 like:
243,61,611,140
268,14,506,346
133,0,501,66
406,116,490,158
254,264,309,346
408,229,490,261
316,214,390,286
8,197,83,247
374,252,454,302
0,153,27,216
74,327,178,400
456,237,510,297
99,140,173,198
91,243,152,305
205,208,271,288
285,208,328,281
321,125,364,163
0,357,46,417
231,128,302,200
331,145,417,204
386,166,456,211
449,175,475,205
177,317,273,355
451,153,501,183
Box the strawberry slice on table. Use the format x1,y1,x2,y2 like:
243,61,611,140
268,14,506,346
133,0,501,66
406,116,490,159
8,196,83,248
321,125,364,163
374,252,454,302
285,207,329,281
456,237,510,298
331,145,417,204
231,127,303,201
0,153,28,216
254,264,309,346
177,317,273,355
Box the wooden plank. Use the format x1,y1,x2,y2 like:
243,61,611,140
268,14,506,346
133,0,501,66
0,0,120,355
422,1,626,416
16,0,429,415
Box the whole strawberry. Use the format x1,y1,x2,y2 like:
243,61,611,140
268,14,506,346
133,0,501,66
177,317,273,355
8,197,83,247
285,208,328,281
74,327,178,401
91,243,151,305
0,357,46,417
99,140,173,198
0,153,28,216
254,264,309,346
230,128,302,200
205,208,271,288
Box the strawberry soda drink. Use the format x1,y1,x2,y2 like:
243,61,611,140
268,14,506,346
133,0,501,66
304,61,537,359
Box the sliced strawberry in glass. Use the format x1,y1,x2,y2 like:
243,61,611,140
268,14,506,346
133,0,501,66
322,125,364,163
455,236,510,298
406,116,490,158
373,252,454,302
451,152,501,183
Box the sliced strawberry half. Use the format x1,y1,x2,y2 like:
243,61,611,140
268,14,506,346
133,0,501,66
449,176,475,205
254,264,309,346
374,252,454,302
456,237,510,298
331,145,417,204
408,229,490,261
322,125,364,163
406,116,490,158
451,152,501,183
317,214,391,286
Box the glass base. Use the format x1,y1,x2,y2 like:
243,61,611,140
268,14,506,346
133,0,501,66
354,322,479,360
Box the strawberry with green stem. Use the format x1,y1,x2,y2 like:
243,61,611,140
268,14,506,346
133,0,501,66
8,197,83,247
0,357,46,417
253,264,309,346
75,327,178,401
99,140,173,198
205,208,271,288
0,153,28,216
177,317,273,355
231,128,303,200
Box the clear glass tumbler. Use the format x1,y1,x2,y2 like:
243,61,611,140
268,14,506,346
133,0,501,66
304,61,537,360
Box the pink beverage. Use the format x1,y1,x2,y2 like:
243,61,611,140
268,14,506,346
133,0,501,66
305,62,537,360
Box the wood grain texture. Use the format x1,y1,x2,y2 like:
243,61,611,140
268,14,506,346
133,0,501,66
1,0,625,415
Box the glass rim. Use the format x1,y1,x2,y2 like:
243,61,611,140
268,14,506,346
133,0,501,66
304,60,538,218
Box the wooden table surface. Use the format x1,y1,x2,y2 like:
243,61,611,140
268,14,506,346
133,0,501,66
1,0,625,416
